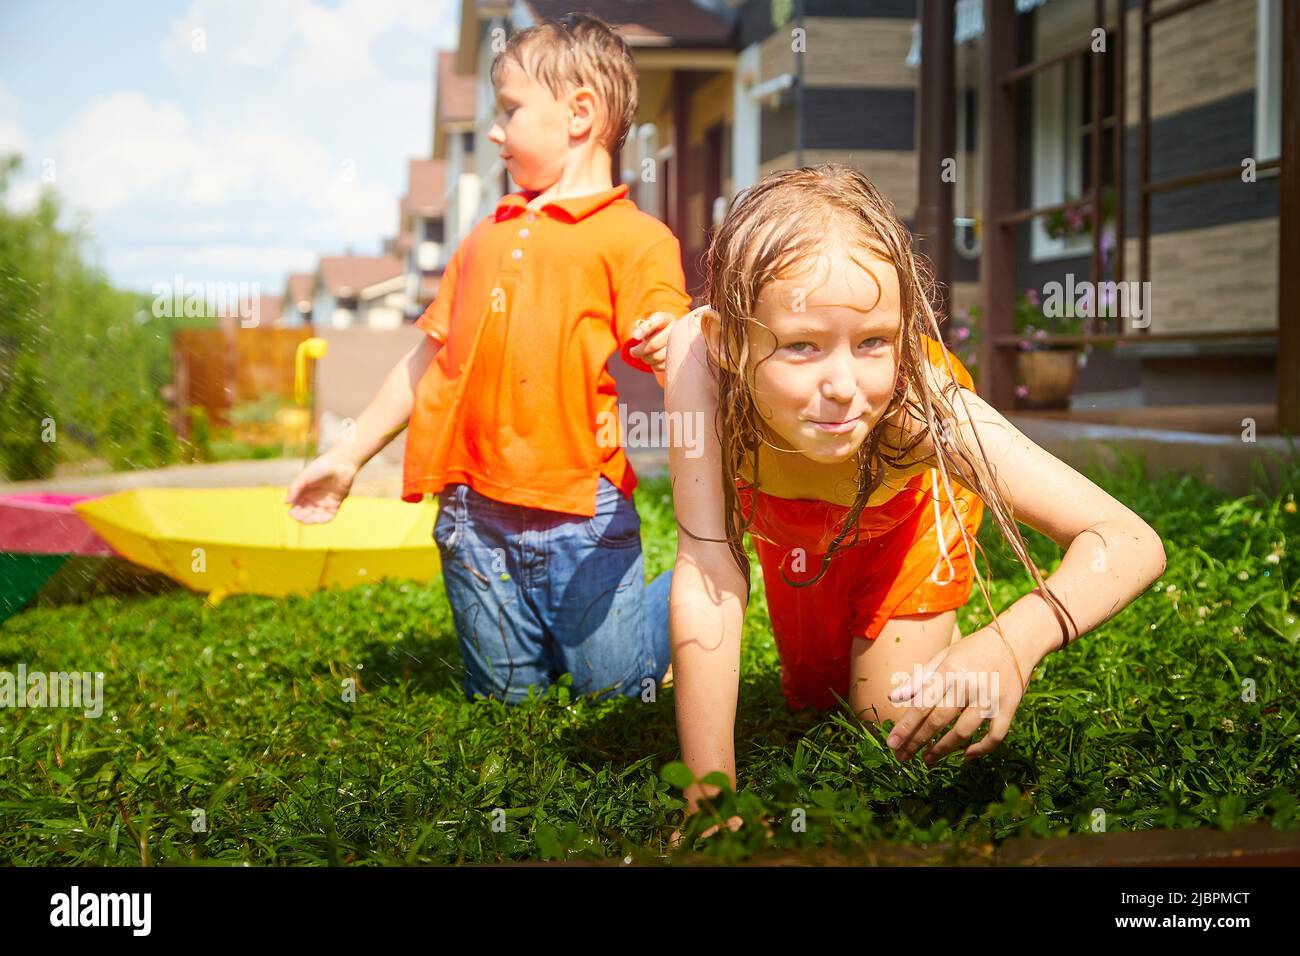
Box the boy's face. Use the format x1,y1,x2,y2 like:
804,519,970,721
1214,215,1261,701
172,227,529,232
488,56,583,191
746,243,903,465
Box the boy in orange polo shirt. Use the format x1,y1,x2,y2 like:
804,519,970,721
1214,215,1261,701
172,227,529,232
286,14,690,704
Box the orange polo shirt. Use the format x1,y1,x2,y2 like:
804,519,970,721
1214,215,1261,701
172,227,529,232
401,182,691,516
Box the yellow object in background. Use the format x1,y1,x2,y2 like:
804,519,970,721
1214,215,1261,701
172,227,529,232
74,488,439,602
294,337,329,405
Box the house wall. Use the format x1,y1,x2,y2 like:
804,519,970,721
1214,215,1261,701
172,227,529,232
360,289,405,330
750,4,919,221
1115,0,1279,335
313,289,350,330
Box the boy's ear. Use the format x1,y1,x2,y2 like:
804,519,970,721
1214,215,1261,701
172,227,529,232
567,86,598,137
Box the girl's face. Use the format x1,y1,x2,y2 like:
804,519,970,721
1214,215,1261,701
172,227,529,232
487,56,575,192
747,243,903,465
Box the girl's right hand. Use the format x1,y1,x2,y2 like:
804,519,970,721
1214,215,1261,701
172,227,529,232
285,452,357,524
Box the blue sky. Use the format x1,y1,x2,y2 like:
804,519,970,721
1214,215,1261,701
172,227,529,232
0,0,459,295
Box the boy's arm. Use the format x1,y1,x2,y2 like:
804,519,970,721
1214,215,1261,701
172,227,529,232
614,234,691,385
665,308,748,814
328,334,441,471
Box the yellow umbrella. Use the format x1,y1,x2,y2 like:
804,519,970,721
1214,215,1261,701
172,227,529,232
74,487,440,605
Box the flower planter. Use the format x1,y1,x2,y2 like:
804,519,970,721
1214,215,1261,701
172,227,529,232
1015,348,1078,409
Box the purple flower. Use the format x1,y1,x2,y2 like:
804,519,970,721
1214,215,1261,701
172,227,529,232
1099,232,1115,269
1025,287,1041,308
1034,328,1048,339
1015,384,1030,399
955,325,970,341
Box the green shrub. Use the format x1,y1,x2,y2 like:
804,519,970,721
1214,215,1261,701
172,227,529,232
0,351,58,480
186,404,211,463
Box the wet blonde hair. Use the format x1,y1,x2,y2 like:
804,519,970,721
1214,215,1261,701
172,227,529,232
490,13,638,156
699,164,1078,687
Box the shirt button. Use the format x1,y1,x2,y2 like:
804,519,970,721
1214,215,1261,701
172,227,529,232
518,228,529,238
511,249,522,259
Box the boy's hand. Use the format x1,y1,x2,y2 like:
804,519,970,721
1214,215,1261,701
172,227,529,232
627,311,676,375
285,451,357,524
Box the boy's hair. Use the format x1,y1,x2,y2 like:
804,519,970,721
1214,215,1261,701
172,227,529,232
490,13,638,156
697,163,1077,653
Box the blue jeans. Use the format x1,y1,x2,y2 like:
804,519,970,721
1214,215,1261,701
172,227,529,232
433,476,673,704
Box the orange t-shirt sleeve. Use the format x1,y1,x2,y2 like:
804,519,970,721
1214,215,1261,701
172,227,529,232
415,243,463,344
614,234,691,373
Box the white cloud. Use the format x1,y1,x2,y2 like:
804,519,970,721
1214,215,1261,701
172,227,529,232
4,0,458,292
49,92,199,213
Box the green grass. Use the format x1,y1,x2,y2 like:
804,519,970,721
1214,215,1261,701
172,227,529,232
1,450,1298,864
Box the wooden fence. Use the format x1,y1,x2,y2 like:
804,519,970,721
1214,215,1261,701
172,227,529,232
172,327,311,437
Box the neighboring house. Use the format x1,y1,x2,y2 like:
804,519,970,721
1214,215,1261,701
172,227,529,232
399,158,449,321
435,48,485,251
313,256,407,330
213,294,283,333
282,272,315,327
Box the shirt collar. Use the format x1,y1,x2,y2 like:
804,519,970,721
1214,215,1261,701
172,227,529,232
494,182,629,223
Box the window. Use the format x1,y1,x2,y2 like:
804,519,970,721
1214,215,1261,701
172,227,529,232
463,130,475,156
422,218,444,244
1030,0,1115,261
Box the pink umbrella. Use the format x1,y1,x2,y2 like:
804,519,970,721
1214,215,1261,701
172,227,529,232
0,493,114,556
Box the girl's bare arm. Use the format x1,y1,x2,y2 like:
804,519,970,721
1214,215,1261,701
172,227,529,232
664,308,749,813
926,363,1167,666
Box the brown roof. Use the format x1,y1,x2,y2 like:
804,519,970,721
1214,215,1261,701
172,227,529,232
286,273,314,310
438,50,476,124
215,294,282,328
317,256,404,296
404,158,447,217
520,1,734,47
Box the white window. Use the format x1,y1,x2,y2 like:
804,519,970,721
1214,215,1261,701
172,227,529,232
1030,0,1106,262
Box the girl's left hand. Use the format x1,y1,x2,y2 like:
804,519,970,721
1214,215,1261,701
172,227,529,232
885,626,1037,765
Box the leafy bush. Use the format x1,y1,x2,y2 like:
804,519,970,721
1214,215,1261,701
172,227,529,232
0,151,202,476
0,351,58,480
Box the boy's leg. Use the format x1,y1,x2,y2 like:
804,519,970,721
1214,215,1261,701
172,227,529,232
644,567,674,687
434,484,551,704
534,477,668,701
